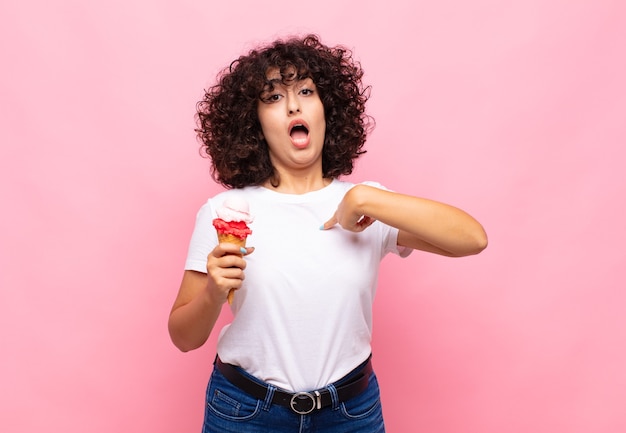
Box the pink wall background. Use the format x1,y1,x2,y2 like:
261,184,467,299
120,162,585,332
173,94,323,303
1,1,625,432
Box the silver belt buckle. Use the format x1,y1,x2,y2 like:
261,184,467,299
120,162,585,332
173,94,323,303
290,391,320,415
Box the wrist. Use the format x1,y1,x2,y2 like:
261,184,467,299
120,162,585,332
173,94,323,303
204,282,226,306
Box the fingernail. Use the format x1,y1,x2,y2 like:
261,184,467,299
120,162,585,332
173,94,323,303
319,225,325,230
240,247,247,254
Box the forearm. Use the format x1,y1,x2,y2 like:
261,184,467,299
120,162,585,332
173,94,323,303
168,273,223,352
351,185,488,256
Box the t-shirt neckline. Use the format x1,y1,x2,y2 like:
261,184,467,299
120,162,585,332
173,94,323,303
251,179,345,203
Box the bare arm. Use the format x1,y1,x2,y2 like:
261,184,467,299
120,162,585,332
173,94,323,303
167,244,252,352
322,184,487,257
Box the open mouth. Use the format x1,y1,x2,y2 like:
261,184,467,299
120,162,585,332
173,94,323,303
289,122,310,147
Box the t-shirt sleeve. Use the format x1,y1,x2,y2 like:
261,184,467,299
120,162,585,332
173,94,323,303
184,199,219,273
360,181,413,259
383,226,413,258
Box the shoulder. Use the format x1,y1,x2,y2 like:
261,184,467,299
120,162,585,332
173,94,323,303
358,180,389,190
331,179,354,191
205,187,262,207
339,179,390,192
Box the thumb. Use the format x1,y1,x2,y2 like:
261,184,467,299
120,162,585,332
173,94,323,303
320,214,338,230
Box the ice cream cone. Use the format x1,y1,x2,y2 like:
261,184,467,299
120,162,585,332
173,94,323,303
217,233,247,248
213,197,253,305
216,233,247,304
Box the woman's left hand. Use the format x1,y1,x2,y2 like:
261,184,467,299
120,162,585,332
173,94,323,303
321,186,376,232
321,183,488,256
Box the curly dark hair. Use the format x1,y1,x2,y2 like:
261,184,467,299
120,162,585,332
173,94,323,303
195,34,373,189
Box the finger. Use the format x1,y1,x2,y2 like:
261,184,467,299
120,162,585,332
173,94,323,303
320,214,338,230
214,273,243,292
211,242,236,258
356,215,376,229
340,215,375,233
207,254,245,278
221,254,248,270
217,242,248,257
219,266,245,280
240,246,255,255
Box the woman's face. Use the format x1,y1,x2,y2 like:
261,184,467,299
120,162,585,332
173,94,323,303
257,68,326,177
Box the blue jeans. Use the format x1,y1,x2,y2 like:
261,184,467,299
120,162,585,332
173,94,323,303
201,358,385,432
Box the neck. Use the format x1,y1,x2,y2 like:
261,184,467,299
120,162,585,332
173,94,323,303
264,172,332,194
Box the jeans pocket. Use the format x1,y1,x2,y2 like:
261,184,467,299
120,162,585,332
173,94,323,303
205,368,262,421
340,372,383,420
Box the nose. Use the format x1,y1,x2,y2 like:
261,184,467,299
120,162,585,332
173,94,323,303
287,95,301,115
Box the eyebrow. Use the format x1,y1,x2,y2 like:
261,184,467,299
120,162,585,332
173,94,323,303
260,76,315,98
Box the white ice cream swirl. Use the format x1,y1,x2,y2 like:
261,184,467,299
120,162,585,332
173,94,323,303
216,196,254,223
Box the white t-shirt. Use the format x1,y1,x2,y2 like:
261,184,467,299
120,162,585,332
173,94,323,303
185,179,411,391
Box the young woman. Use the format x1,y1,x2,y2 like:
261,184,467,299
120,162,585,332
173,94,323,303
168,34,487,432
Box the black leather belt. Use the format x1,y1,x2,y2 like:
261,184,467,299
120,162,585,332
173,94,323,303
215,356,373,415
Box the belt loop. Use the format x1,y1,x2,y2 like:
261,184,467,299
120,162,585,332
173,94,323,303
262,384,276,411
327,383,340,410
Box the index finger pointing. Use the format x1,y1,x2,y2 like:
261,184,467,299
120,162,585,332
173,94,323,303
320,214,338,231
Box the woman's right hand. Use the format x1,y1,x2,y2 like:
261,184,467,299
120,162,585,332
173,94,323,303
206,243,254,304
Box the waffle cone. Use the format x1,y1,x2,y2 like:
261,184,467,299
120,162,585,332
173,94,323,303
217,233,247,248
216,232,247,305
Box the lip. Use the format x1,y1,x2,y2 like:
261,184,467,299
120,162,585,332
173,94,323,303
288,119,310,134
288,119,310,149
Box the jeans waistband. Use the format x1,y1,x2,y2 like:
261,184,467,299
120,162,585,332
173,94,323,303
215,355,373,415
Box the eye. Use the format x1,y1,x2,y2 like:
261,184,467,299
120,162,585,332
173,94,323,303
300,88,314,96
261,93,282,103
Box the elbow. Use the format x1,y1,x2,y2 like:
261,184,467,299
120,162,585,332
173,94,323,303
170,335,192,352
168,321,203,353
449,227,488,257
472,232,489,255
175,344,195,353
169,334,202,353
463,227,489,256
